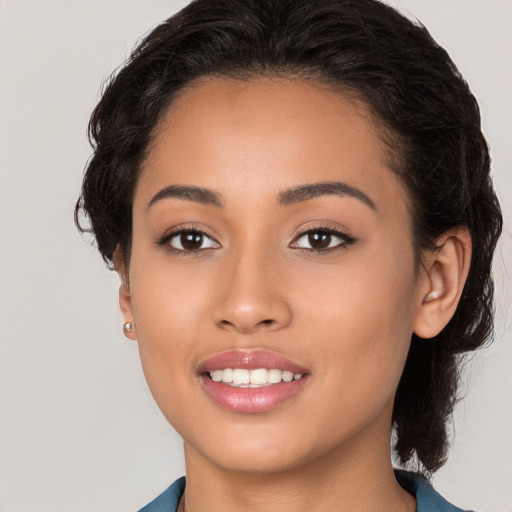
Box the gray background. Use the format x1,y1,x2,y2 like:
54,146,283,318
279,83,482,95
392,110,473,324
0,1,510,511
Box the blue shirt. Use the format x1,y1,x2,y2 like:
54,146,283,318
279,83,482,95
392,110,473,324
138,470,470,512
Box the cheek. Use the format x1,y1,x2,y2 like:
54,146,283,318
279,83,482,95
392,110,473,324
128,278,207,436
130,251,210,339
126,248,209,395
295,244,417,329
293,243,418,408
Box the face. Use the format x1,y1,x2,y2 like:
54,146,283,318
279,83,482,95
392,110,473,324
122,78,426,474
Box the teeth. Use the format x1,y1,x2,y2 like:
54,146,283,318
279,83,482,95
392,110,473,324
208,368,304,387
232,369,250,385
222,368,233,383
282,371,293,382
211,369,223,382
268,369,282,384
250,368,268,385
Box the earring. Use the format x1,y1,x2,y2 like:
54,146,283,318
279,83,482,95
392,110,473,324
424,290,440,302
123,321,133,333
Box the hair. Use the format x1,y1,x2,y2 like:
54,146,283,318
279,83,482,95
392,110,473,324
75,0,502,475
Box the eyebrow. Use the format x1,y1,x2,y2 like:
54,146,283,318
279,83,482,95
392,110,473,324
147,180,376,211
279,181,377,210
147,185,222,210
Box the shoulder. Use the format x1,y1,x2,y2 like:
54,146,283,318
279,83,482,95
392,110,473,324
394,469,473,512
137,476,186,512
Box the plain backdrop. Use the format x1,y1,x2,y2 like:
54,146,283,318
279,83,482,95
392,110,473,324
0,1,510,511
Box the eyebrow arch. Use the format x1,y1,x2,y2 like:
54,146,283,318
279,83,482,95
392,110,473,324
147,185,222,210
279,181,377,210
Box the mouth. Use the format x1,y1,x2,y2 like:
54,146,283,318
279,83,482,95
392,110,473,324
198,350,310,413
208,368,304,388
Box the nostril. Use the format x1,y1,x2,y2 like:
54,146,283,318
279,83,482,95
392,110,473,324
217,317,277,332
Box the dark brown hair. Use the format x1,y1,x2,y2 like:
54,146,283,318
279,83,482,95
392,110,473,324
75,0,502,475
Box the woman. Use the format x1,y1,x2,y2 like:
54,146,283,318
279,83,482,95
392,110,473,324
75,0,502,510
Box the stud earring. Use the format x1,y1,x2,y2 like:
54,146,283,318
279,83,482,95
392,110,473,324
123,321,133,334
424,290,440,302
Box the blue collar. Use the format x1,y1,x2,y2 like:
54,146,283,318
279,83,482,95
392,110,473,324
394,469,469,512
138,471,469,512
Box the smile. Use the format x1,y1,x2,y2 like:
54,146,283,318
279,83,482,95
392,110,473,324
199,350,310,413
209,368,304,387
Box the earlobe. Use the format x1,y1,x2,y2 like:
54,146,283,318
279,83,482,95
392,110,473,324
413,229,472,339
119,280,137,339
113,246,137,340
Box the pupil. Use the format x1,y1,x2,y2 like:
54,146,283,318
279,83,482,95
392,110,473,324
181,232,203,250
308,232,331,249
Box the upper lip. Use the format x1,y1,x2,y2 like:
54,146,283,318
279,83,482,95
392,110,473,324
198,349,309,374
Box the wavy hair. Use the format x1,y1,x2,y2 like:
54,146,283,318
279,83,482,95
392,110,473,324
75,0,502,474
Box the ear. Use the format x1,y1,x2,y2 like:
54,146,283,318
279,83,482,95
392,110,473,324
413,228,472,339
113,247,136,340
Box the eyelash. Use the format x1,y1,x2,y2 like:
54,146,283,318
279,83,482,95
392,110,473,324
156,226,220,257
290,225,356,254
156,224,356,256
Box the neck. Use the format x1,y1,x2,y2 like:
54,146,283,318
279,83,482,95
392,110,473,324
181,422,415,512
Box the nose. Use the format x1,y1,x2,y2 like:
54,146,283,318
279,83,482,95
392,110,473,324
212,252,292,334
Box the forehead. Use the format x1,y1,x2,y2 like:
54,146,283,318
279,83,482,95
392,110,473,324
137,77,408,216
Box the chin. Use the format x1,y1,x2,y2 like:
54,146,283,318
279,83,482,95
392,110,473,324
181,421,315,474
204,444,309,475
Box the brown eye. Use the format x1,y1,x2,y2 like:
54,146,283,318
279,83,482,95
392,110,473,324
291,228,355,252
167,230,220,252
181,232,203,250
307,231,332,249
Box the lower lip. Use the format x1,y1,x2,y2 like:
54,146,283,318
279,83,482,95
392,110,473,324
200,375,309,413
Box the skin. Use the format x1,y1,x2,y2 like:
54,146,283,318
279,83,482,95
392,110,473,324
116,77,471,512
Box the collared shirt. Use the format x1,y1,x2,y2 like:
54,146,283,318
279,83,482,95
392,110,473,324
137,470,470,512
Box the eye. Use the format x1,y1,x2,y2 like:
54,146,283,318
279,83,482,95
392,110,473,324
160,229,220,253
291,228,355,252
